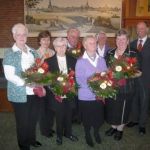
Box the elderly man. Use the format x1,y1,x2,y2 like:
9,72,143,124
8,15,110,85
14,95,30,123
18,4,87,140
96,31,110,57
128,21,150,135
67,27,81,50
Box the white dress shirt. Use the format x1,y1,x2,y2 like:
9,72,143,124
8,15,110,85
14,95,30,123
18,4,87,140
57,55,68,74
3,43,35,95
97,45,105,57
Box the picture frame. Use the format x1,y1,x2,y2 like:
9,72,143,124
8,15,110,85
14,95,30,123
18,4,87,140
24,0,122,37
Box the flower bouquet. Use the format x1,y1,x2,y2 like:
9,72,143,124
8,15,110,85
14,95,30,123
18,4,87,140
21,58,50,97
48,70,76,102
109,56,141,86
22,58,50,85
88,72,118,100
67,42,83,59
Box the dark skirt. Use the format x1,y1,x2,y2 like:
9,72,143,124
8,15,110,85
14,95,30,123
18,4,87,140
105,93,133,125
79,100,104,128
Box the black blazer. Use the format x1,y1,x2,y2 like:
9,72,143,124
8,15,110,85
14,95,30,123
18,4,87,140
45,54,76,73
130,37,150,88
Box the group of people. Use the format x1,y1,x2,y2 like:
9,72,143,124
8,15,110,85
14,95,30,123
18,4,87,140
2,21,150,150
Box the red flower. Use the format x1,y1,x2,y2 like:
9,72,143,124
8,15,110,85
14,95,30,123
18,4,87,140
35,58,41,65
117,78,126,86
41,62,49,72
69,78,75,86
55,95,63,103
126,57,137,65
69,70,75,77
77,42,82,49
63,85,69,94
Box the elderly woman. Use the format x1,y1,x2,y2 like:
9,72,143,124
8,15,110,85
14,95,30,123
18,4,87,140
45,37,78,145
36,30,55,138
3,23,41,150
105,29,137,140
75,35,107,147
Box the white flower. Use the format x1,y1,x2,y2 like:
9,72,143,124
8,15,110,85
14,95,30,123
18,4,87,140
61,95,67,99
62,82,66,86
115,66,122,72
77,49,81,53
127,66,130,70
72,50,77,54
107,80,113,86
38,68,44,74
100,82,107,89
101,72,106,76
57,77,64,82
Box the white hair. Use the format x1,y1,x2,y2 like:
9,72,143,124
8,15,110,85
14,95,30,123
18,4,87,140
53,37,68,48
11,23,28,35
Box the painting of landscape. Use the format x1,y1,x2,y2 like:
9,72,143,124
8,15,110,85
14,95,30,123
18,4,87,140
25,0,122,37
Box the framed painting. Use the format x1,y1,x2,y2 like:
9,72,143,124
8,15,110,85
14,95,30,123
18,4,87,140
24,0,122,37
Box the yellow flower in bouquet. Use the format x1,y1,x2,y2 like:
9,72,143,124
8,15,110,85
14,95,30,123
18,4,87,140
88,72,118,100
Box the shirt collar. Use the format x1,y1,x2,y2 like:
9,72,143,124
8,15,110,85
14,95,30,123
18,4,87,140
82,51,99,67
12,43,32,53
138,35,147,44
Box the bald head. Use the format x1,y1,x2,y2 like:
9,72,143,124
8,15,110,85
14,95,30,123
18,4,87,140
136,21,149,38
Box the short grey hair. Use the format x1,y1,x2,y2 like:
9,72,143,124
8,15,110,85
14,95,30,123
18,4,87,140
11,23,28,35
67,27,80,36
53,37,68,48
96,31,107,40
116,28,129,39
82,35,96,47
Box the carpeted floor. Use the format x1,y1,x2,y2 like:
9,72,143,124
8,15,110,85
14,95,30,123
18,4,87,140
0,112,150,150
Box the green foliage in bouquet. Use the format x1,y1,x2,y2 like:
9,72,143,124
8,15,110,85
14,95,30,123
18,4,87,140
108,55,140,80
88,72,118,100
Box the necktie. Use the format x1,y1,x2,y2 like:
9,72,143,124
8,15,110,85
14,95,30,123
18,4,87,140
137,40,143,51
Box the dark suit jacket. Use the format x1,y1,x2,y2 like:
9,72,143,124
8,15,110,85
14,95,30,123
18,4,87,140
45,53,76,72
97,44,111,57
130,37,150,88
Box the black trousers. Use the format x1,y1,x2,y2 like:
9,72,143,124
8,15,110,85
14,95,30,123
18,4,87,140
130,78,150,127
55,99,73,138
39,95,55,136
12,95,40,150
